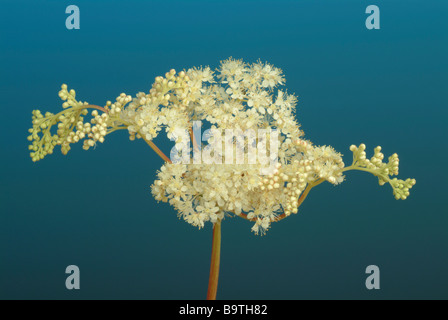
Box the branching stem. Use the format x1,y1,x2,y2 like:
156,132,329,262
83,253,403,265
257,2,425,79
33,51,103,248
206,221,221,300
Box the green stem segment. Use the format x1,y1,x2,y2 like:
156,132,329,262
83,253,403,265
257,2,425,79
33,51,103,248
207,221,221,300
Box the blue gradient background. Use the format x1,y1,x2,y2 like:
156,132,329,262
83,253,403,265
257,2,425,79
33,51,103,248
0,0,447,299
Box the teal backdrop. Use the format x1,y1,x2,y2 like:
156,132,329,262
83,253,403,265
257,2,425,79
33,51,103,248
0,0,447,299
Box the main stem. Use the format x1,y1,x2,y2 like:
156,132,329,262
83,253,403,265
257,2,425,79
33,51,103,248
206,221,221,300
140,132,172,163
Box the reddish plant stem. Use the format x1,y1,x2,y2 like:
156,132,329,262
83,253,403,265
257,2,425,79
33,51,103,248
84,104,109,113
206,221,221,300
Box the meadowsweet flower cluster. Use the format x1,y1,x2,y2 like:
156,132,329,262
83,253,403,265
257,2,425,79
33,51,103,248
28,58,416,235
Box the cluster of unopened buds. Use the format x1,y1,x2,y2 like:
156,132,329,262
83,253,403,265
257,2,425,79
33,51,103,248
258,163,283,191
82,111,108,150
